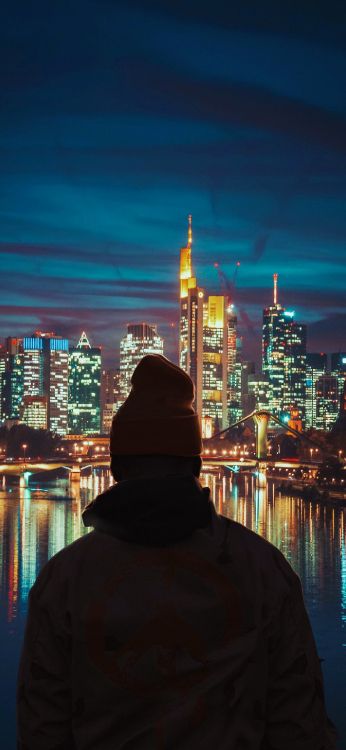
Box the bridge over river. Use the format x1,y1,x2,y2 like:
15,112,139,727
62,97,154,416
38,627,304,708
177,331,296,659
0,410,331,484
0,456,320,487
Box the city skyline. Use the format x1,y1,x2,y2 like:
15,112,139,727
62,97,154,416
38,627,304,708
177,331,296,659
1,227,345,437
0,255,345,370
0,223,345,370
0,243,345,366
1,2,345,366
1,264,345,367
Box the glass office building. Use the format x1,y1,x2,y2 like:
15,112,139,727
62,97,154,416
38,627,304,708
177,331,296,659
68,332,101,435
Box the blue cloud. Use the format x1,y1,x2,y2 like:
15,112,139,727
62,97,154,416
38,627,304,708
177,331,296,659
0,0,345,365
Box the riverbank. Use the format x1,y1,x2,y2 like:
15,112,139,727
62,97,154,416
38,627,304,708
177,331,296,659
277,481,346,504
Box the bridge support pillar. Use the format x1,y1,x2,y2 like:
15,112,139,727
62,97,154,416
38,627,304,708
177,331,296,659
69,465,81,483
253,411,271,461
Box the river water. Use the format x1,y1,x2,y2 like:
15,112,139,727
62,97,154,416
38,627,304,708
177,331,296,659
0,469,345,748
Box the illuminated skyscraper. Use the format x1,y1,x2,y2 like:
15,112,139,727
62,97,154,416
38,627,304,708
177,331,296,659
306,353,328,429
100,368,121,433
68,332,101,435
262,275,306,424
226,304,240,423
227,321,247,425
179,215,203,415
282,316,306,424
331,377,346,441
331,352,346,373
262,274,286,418
315,374,340,430
305,353,344,430
0,338,24,421
202,295,228,433
120,323,164,401
23,332,69,434
0,346,8,422
247,376,270,412
1,353,24,421
21,395,48,430
178,225,244,432
49,338,69,434
0,346,7,377
23,336,43,396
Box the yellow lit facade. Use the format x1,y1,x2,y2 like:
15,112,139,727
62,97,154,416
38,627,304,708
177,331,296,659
178,220,239,435
206,296,225,329
202,295,228,433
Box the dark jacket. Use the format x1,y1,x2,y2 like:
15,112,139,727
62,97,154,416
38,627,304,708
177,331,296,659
17,475,338,749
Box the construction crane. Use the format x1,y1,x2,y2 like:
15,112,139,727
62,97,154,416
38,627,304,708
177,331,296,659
213,261,256,336
213,261,240,297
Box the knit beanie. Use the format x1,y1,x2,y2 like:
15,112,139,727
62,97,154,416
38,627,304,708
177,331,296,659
110,354,202,456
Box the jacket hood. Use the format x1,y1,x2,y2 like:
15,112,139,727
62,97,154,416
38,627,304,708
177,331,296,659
82,474,212,547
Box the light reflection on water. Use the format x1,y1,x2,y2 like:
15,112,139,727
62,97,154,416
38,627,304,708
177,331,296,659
0,469,345,747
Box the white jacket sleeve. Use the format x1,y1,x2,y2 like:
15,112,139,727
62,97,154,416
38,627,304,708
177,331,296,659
16,561,75,750
263,567,339,750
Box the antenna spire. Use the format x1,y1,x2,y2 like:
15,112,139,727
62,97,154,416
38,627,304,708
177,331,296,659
187,214,192,248
77,331,91,349
273,273,278,305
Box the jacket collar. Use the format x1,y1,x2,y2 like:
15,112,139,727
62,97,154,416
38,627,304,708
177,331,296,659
82,474,212,547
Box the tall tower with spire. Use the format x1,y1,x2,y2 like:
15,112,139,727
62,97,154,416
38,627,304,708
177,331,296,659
179,214,194,312
179,215,203,415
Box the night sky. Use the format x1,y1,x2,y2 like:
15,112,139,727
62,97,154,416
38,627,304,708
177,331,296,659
1,1,346,366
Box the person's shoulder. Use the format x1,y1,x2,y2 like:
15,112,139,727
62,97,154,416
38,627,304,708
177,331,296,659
217,511,272,551
218,512,299,587
225,515,276,551
31,531,97,596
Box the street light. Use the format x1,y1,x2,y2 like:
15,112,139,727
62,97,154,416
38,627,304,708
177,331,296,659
22,444,28,464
